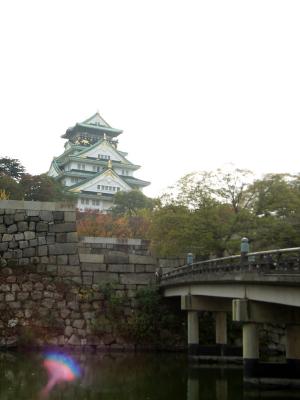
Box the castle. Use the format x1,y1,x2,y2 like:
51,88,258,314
48,112,150,211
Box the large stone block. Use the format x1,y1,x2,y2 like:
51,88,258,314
2,234,13,242
120,273,152,285
108,264,135,273
17,221,29,232
24,231,35,240
56,233,67,243
93,272,119,284
53,211,64,221
66,232,78,243
104,252,129,264
57,255,68,265
23,248,36,257
19,240,29,249
4,215,14,225
0,224,6,233
49,243,77,255
0,242,8,251
128,255,156,265
69,254,80,265
49,223,76,233
14,233,24,241
81,263,106,272
39,211,54,222
79,253,104,263
7,224,17,234
36,222,49,232
14,212,25,222
38,245,48,257
64,211,76,222
58,265,81,276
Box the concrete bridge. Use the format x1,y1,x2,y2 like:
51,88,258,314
160,246,300,388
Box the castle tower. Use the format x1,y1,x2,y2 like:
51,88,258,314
48,112,150,211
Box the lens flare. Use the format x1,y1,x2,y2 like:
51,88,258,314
41,353,81,397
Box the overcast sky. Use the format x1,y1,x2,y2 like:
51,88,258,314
1,1,300,197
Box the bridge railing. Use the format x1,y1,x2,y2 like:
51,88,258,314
161,247,300,282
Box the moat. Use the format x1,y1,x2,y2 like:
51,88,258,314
1,351,298,400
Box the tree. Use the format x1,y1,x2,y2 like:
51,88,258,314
20,174,74,202
0,157,25,180
112,190,155,216
0,175,24,199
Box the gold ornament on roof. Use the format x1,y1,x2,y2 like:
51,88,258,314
108,159,112,169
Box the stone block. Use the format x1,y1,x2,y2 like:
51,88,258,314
4,215,14,225
47,265,57,273
69,254,80,265
14,233,24,241
37,245,48,257
39,211,54,222
53,211,64,221
7,224,17,234
73,319,85,329
38,236,47,245
12,249,22,258
145,265,156,273
68,334,80,345
28,221,36,231
79,253,104,263
29,239,38,247
49,243,77,255
104,251,129,264
46,235,55,244
19,258,29,265
31,291,43,300
19,240,29,249
129,255,156,265
66,232,78,243
8,240,18,249
57,255,68,265
24,231,35,240
2,234,13,242
3,251,12,259
83,274,93,285
5,293,15,301
42,298,55,309
0,224,6,233
23,248,36,257
0,242,8,251
93,272,119,284
81,263,106,272
17,292,29,301
36,222,48,232
8,301,21,309
14,212,25,222
56,233,67,243
120,273,152,285
49,222,76,233
27,210,39,217
17,221,28,232
64,211,76,222
108,264,135,273
58,265,81,276
135,265,145,273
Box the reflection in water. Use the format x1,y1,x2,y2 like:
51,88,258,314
41,353,81,397
0,351,299,400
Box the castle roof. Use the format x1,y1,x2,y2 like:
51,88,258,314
61,112,123,139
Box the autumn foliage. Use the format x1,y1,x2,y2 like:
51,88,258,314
76,211,151,239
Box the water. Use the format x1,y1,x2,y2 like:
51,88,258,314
0,351,298,400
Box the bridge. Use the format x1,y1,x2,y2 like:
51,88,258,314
160,246,300,388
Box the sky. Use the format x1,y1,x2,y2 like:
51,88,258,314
0,0,300,198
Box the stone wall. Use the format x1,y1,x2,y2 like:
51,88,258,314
0,201,78,267
0,200,185,349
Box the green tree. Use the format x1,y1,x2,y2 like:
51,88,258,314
0,175,24,199
0,157,25,180
112,190,155,216
20,174,75,202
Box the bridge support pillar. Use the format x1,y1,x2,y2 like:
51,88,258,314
243,322,259,378
187,311,199,354
286,325,300,377
215,311,227,345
